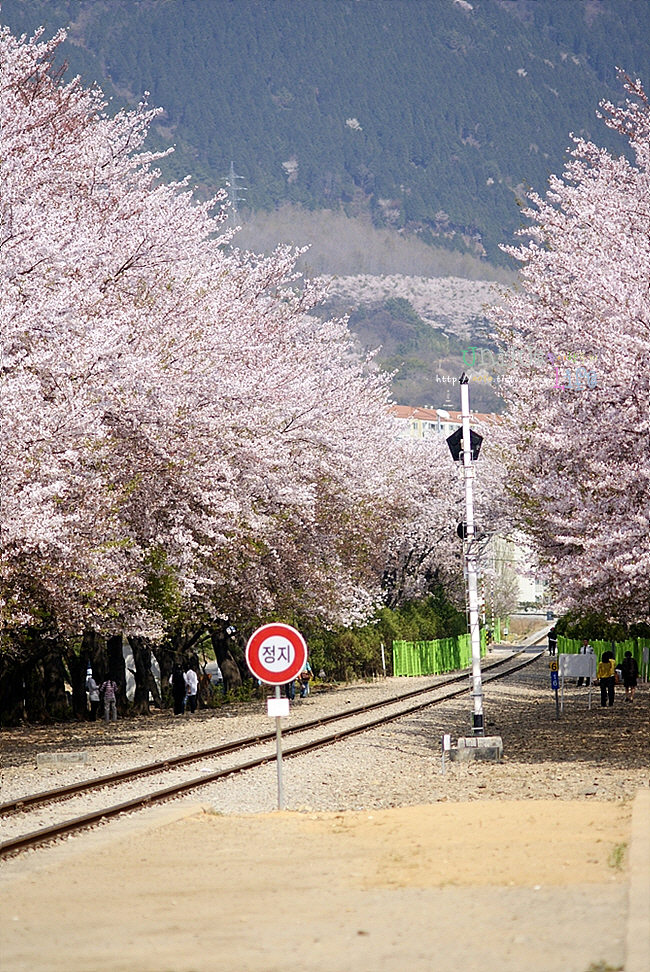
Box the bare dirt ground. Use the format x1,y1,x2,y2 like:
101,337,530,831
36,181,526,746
0,799,636,972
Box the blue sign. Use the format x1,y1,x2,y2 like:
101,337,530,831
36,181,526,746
550,671,559,691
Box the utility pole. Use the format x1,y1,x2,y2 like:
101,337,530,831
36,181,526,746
460,375,484,735
446,373,484,735
226,161,247,220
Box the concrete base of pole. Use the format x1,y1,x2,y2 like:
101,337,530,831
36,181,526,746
448,736,503,763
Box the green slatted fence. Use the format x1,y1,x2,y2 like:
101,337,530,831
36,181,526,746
393,629,488,677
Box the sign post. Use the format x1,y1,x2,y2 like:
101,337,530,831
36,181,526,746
273,686,285,809
550,660,559,718
245,623,308,810
441,733,451,774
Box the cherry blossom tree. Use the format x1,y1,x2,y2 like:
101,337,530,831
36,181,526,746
1,22,461,718
381,435,464,609
489,74,650,622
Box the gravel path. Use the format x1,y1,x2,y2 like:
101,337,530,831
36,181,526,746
2,649,647,820
0,663,463,801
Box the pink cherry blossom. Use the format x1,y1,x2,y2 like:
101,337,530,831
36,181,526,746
1,24,460,650
488,73,650,622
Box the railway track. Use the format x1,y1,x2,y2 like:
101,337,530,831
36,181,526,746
1,644,546,857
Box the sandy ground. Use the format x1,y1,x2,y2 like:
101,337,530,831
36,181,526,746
0,798,634,972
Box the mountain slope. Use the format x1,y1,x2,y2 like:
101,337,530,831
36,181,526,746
2,0,648,265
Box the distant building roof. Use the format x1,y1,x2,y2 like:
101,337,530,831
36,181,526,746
389,405,496,425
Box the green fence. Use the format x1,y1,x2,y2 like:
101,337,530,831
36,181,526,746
557,635,647,668
393,629,488,677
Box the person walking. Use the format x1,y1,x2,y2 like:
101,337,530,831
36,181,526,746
596,651,616,708
284,678,296,701
621,651,639,702
100,676,118,723
185,666,199,713
577,638,594,686
299,659,313,698
170,663,186,715
86,670,100,722
548,627,557,656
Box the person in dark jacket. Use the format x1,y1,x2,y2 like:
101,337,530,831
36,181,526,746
86,671,101,721
170,663,186,715
621,651,639,702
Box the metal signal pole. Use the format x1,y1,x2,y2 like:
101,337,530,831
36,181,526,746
460,375,484,734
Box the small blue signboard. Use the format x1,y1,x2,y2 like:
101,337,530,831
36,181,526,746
550,671,559,691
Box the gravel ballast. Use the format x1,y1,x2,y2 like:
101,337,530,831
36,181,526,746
1,650,647,817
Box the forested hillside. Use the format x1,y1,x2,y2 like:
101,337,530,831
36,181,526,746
2,0,649,264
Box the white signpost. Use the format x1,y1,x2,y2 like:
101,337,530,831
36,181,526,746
245,623,308,809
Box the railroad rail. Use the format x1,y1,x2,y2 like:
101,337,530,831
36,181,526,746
1,644,545,857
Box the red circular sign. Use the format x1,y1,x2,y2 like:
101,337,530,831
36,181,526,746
245,623,308,685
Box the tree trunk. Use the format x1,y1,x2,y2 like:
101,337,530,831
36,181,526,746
66,647,88,720
153,646,174,709
43,641,70,719
210,625,242,693
23,657,48,722
107,634,127,713
127,635,152,715
83,630,108,684
0,651,25,726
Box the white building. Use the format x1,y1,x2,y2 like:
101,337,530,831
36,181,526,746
389,404,494,440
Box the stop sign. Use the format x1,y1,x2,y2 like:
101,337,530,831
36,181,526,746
245,623,308,685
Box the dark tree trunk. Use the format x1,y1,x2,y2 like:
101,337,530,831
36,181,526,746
154,645,175,709
0,651,25,726
210,625,242,693
127,635,152,715
22,633,60,723
42,641,70,719
23,658,48,722
23,638,70,722
83,630,108,684
107,634,127,712
66,648,88,720
4,631,70,724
